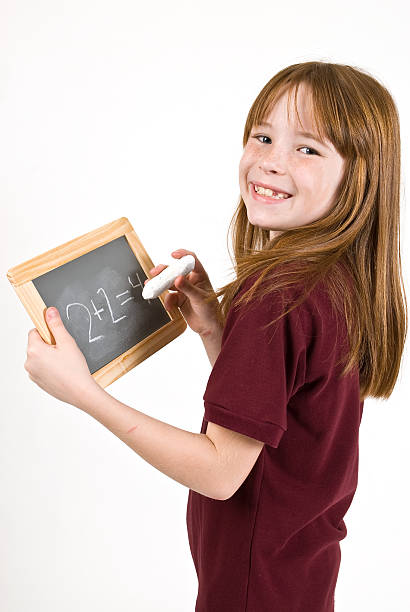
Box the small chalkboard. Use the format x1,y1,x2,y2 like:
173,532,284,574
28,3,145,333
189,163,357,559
7,217,187,387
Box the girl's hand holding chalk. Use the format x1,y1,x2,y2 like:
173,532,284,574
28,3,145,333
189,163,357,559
142,255,195,299
144,249,223,338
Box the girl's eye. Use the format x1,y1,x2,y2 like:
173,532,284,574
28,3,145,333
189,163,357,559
298,146,319,156
253,135,271,144
251,135,319,156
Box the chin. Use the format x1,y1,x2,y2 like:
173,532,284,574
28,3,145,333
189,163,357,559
246,213,274,231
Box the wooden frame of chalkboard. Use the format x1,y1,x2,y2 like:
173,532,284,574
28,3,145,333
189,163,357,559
7,217,187,388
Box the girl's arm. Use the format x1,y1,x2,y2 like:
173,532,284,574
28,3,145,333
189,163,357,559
77,383,227,500
24,307,264,502
77,384,264,501
199,325,224,366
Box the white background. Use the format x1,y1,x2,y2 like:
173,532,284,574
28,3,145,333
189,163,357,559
1,1,409,610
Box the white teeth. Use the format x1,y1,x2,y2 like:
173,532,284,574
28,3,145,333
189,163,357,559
254,185,290,199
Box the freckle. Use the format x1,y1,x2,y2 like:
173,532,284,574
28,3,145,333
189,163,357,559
126,425,138,434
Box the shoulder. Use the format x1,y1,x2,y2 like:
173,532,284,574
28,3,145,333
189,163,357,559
229,265,349,326
234,271,347,345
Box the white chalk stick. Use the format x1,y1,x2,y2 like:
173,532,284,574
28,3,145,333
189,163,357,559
142,254,195,299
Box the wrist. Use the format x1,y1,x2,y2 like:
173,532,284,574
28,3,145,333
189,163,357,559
75,378,108,413
199,324,224,367
200,321,223,339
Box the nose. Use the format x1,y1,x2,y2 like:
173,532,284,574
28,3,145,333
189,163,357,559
259,145,286,174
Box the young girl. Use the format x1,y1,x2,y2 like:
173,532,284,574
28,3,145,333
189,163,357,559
25,61,407,611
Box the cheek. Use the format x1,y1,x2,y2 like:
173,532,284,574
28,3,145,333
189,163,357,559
239,155,252,182
239,147,262,180
292,162,326,194
240,143,260,163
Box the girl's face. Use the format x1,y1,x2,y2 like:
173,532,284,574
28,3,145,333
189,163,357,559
239,83,345,239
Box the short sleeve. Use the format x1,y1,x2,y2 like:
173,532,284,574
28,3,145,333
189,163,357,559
203,285,308,448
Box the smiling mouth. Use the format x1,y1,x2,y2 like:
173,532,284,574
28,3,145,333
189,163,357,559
250,183,293,202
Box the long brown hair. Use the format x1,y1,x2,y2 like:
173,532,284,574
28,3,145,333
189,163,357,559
203,61,407,402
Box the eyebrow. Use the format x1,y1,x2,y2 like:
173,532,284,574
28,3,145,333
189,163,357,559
255,121,331,150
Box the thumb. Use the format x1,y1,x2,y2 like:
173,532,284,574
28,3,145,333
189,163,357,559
45,307,72,345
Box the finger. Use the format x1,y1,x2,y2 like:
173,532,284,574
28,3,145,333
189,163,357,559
150,264,168,274
173,274,204,301
165,291,187,311
145,264,168,282
164,293,177,311
170,250,208,279
171,249,194,258
45,307,75,346
145,264,180,292
27,327,44,347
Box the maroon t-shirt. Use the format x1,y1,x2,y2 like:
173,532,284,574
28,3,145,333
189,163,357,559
186,272,364,612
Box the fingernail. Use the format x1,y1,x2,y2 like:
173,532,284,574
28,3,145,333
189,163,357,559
48,307,58,318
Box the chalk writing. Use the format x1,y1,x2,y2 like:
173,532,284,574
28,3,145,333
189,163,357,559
66,271,152,343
